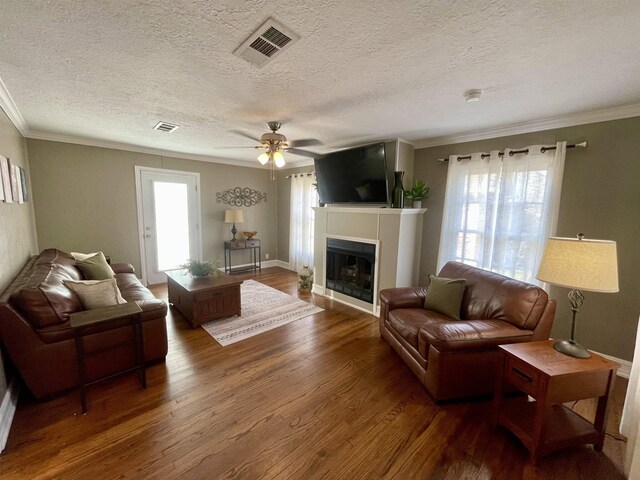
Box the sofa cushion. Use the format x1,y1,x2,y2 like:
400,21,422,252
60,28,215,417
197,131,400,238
75,252,115,280
419,319,534,352
424,275,465,320
388,308,451,350
10,249,83,328
439,261,550,329
64,279,127,310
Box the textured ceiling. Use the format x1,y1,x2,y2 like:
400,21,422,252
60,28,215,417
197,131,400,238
1,1,640,167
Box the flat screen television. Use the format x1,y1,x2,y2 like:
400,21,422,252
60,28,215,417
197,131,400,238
314,142,388,204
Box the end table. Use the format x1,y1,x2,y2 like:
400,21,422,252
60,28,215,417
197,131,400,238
493,340,618,463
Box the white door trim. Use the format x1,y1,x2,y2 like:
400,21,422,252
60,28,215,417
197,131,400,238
134,165,202,285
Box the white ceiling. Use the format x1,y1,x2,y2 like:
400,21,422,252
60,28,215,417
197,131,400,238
1,1,640,167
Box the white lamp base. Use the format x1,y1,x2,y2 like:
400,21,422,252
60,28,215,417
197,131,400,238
553,339,591,359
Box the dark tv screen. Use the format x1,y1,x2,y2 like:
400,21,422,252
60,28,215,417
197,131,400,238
314,142,388,204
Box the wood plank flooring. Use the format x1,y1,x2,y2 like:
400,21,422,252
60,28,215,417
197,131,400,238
1,268,628,479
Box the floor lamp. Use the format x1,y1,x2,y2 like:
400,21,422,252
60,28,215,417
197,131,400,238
536,234,619,358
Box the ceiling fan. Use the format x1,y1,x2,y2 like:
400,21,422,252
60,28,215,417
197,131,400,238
229,122,322,179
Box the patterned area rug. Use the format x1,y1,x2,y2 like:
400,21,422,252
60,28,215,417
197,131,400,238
201,279,323,346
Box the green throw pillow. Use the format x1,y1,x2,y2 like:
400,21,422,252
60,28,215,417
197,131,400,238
424,275,466,320
75,252,115,280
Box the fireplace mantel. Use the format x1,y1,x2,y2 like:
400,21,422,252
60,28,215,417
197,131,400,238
312,206,426,315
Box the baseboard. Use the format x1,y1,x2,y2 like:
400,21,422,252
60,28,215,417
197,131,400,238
0,378,20,452
590,350,632,379
216,259,291,273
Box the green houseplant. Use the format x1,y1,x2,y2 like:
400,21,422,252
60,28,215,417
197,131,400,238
404,179,430,207
180,259,221,277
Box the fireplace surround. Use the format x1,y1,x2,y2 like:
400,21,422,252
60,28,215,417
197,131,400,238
312,206,426,315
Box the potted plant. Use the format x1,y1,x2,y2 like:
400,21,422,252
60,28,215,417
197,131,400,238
404,179,430,208
180,259,221,277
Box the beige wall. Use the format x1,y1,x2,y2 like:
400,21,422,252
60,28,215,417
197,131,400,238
415,116,640,361
0,107,38,416
27,139,277,278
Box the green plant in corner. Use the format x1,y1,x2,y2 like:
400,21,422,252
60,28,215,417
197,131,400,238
180,259,221,277
404,178,430,201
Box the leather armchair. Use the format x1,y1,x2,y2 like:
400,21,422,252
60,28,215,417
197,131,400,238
379,261,556,401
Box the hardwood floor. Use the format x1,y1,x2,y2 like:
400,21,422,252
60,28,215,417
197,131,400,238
1,268,628,479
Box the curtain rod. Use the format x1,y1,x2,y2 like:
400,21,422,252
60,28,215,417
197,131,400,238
285,171,315,179
436,141,587,163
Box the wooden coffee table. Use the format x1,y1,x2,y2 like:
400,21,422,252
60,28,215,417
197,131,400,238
166,270,243,328
493,340,618,464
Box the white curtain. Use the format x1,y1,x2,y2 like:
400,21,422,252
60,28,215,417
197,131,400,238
621,317,640,478
289,173,319,272
437,142,566,284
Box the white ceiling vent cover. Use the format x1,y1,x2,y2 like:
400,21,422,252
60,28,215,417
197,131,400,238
153,121,180,133
233,18,299,67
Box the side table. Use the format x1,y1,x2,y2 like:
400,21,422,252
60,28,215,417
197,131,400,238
70,302,145,413
224,239,261,274
492,340,618,463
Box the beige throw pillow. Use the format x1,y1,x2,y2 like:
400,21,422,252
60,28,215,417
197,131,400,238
424,275,466,320
64,278,127,310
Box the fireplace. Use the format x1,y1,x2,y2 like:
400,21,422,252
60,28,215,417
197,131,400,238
325,238,375,303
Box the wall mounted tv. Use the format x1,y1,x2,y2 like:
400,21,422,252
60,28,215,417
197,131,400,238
314,142,388,205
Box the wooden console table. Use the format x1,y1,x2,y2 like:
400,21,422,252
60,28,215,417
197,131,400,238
224,239,261,274
492,340,618,464
166,270,242,328
70,302,145,413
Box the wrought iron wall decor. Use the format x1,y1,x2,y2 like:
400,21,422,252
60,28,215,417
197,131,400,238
216,187,267,207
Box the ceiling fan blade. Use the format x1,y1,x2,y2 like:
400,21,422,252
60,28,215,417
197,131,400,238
212,145,261,149
287,148,318,158
288,138,323,148
229,129,262,143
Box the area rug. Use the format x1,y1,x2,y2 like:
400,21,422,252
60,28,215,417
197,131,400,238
201,279,323,346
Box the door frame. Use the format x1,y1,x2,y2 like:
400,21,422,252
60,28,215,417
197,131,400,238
134,165,203,285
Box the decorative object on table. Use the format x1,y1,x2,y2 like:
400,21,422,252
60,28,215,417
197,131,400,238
243,231,257,240
404,178,430,208
391,170,405,208
201,280,323,346
180,259,221,277
298,265,313,292
536,233,619,358
224,209,244,242
216,187,267,206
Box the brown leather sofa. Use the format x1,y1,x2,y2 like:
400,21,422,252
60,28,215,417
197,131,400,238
379,261,556,401
0,248,168,399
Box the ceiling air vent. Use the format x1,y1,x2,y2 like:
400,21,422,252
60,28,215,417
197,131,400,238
233,18,299,67
153,121,180,133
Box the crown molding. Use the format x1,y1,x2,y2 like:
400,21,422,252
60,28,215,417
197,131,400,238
413,103,640,149
26,130,267,169
0,76,29,136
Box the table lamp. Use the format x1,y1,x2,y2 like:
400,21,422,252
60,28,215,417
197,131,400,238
536,233,618,358
224,209,244,242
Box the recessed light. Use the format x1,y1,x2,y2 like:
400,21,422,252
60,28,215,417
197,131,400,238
464,89,483,103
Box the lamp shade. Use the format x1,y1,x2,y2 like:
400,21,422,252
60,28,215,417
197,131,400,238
224,209,244,224
257,152,270,165
273,151,285,168
536,236,619,292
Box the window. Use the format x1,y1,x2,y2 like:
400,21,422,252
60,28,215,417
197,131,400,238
437,143,566,284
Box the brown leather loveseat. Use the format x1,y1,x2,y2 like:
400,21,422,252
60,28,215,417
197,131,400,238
379,261,556,401
0,248,168,399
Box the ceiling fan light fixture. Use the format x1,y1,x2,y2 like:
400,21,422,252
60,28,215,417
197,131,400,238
257,152,270,165
273,151,285,168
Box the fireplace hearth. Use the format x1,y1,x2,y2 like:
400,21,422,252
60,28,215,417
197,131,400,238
326,238,375,303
